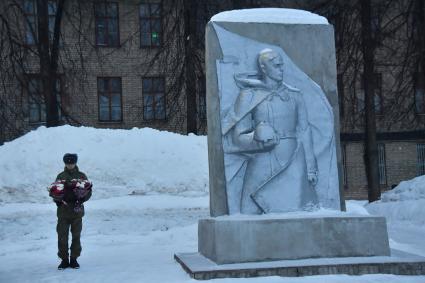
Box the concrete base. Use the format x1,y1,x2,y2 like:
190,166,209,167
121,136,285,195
198,215,390,264
175,250,425,280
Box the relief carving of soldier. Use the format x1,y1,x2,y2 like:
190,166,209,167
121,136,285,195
223,48,319,214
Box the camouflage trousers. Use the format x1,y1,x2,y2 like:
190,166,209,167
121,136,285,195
56,205,84,260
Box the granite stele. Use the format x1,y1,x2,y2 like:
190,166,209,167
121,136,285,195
175,8,425,280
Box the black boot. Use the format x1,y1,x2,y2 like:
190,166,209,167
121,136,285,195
58,258,69,270
70,257,80,269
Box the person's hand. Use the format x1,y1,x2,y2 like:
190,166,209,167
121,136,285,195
308,171,318,187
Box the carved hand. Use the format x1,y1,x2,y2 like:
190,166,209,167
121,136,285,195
254,122,279,150
261,135,279,149
308,171,318,187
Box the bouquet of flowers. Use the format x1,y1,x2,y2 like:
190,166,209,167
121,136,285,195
70,179,93,212
48,180,66,202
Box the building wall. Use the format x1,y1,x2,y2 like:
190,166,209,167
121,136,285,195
343,141,424,199
0,0,424,200
58,0,187,133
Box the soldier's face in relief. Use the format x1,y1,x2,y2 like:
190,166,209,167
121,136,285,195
260,52,284,82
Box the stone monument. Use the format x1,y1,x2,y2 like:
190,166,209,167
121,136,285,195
175,8,425,280
206,11,343,216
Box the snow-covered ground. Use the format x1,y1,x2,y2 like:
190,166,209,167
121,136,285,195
1,126,424,282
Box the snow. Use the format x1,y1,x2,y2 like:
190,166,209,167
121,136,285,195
366,175,425,224
211,8,329,25
380,175,425,202
364,177,425,258
0,126,425,282
0,125,208,204
367,199,425,223
213,207,373,221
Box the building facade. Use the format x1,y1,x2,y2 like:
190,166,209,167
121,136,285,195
0,0,424,199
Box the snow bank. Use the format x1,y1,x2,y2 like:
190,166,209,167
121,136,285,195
366,175,425,223
367,199,425,223
211,8,329,25
380,175,425,202
0,125,208,204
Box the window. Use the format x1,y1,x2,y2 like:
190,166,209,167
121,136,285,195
0,99,3,144
24,0,37,44
95,2,119,47
414,72,425,114
47,1,57,40
377,143,387,185
28,76,62,123
337,74,344,117
24,0,57,44
374,91,383,114
341,144,348,188
198,77,206,120
98,77,122,121
139,2,161,47
28,78,45,123
371,6,382,46
359,73,383,115
142,77,165,120
417,144,425,176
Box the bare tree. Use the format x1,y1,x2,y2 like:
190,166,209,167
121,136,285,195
311,0,425,198
183,0,198,134
0,0,78,142
2,0,420,145
37,0,65,127
360,0,380,202
413,0,425,109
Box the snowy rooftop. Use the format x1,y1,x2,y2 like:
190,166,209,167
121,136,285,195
211,8,329,25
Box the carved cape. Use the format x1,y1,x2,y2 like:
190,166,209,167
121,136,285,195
222,72,310,212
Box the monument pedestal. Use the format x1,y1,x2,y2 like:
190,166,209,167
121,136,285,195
175,249,425,280
198,215,390,264
175,215,425,280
